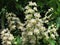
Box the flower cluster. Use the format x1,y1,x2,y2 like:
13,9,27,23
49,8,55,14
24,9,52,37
43,24,58,40
22,1,58,45
1,28,14,45
6,12,24,31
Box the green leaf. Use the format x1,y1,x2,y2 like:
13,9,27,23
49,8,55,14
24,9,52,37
16,0,18,2
56,17,60,28
15,3,23,11
12,36,22,45
48,39,56,45
16,36,22,45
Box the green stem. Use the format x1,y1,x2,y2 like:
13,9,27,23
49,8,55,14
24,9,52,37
35,35,38,45
1,14,5,29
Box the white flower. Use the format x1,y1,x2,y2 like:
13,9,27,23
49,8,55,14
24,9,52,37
22,38,26,42
48,8,53,12
37,19,43,23
23,1,58,45
51,34,55,39
29,1,37,6
50,28,56,32
25,6,30,9
2,41,5,44
9,34,14,40
1,28,8,34
17,21,24,27
24,8,35,14
44,33,49,39
9,13,16,17
2,37,7,41
45,35,49,40
54,32,59,37
47,30,50,33
10,25,16,30
40,27,46,31
34,28,39,35
51,8,53,10
45,20,49,23
30,19,36,24
22,32,26,36
36,22,43,27
6,13,16,18
26,23,33,27
1,28,14,45
7,41,11,45
33,7,38,11
30,39,35,44
10,21,15,24
4,33,10,37
1,30,6,34
28,31,33,35
7,17,12,20
8,36,14,41
34,13,40,18
18,26,23,30
14,42,17,44
12,17,20,21
25,14,32,19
